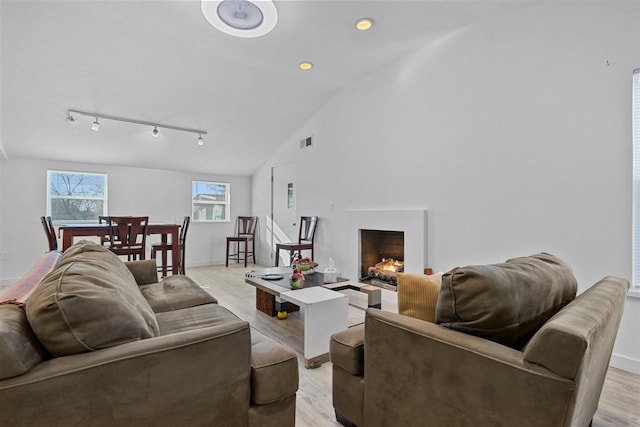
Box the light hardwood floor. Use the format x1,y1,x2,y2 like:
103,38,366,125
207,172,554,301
188,264,640,427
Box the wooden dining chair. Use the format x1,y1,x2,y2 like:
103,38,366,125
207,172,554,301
225,216,257,267
107,216,149,261
98,215,113,246
274,216,318,266
40,216,58,251
151,216,190,277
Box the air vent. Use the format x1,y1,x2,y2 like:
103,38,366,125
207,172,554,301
299,136,313,149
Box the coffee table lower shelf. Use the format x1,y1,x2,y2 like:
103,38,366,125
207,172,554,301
256,288,300,316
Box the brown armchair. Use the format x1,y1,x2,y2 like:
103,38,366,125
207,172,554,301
330,254,629,427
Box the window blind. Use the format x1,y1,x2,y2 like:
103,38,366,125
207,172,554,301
632,69,640,287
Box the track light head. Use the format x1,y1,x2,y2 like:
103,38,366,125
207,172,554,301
91,118,100,132
152,126,159,138
197,135,204,146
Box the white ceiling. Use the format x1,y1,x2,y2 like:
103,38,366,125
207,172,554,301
1,0,520,175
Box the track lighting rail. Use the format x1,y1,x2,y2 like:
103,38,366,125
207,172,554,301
67,108,208,141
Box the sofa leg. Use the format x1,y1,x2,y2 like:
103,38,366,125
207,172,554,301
335,410,357,427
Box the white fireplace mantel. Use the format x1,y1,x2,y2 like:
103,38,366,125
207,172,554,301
345,209,428,282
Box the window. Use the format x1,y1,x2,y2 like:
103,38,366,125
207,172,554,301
192,181,230,222
47,171,108,222
633,69,640,288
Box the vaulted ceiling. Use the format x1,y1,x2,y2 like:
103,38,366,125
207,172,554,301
1,1,520,175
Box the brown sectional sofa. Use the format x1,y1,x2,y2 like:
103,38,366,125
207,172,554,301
0,241,298,426
330,253,629,427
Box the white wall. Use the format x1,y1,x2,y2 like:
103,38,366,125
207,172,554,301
251,2,640,372
0,157,251,286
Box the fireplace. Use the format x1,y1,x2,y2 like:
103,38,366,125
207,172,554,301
346,209,428,290
360,230,404,289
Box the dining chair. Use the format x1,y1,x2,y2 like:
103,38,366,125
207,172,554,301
274,216,318,266
40,216,58,251
98,215,113,246
151,216,190,277
107,216,149,261
225,216,258,267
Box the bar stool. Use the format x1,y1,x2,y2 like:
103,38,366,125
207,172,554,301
151,216,190,276
226,216,257,267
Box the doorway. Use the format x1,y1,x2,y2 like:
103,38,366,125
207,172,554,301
271,163,297,266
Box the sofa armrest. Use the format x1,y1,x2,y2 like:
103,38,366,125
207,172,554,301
0,321,252,426
362,309,575,427
330,324,365,376
124,259,158,285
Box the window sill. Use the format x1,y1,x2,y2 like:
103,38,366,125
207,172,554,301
628,288,640,299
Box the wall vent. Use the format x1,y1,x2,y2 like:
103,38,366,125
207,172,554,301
299,136,313,149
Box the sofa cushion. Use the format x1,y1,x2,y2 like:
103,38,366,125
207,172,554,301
0,305,47,380
26,241,159,356
250,329,299,405
397,273,443,323
435,253,577,349
139,275,218,313
155,303,240,335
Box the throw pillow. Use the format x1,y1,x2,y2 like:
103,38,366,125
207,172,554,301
435,253,577,349
26,241,159,356
397,273,443,323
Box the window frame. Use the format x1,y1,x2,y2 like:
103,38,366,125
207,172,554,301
46,170,108,223
191,180,231,223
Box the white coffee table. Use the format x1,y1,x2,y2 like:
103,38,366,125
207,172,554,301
280,287,348,368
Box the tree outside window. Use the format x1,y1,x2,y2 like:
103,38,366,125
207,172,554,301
192,181,230,222
47,171,108,222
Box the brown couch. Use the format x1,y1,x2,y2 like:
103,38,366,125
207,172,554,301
0,241,298,426
330,253,629,427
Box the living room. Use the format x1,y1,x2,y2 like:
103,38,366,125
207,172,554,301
1,0,639,425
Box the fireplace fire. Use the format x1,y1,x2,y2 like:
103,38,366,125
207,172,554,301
359,229,404,291
367,258,404,285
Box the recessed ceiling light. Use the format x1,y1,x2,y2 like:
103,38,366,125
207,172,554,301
299,62,313,71
355,18,374,31
201,0,278,38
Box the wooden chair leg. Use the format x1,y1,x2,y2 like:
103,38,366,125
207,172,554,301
225,239,230,267
275,245,280,266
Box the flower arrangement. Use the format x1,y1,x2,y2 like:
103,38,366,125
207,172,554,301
290,253,312,289
292,256,314,272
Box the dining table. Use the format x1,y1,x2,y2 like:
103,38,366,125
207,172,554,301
58,222,181,274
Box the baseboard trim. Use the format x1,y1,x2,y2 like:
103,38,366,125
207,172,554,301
610,353,640,375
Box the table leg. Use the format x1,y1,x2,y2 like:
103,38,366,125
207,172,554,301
62,231,73,251
301,295,348,368
170,229,179,275
244,240,248,267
